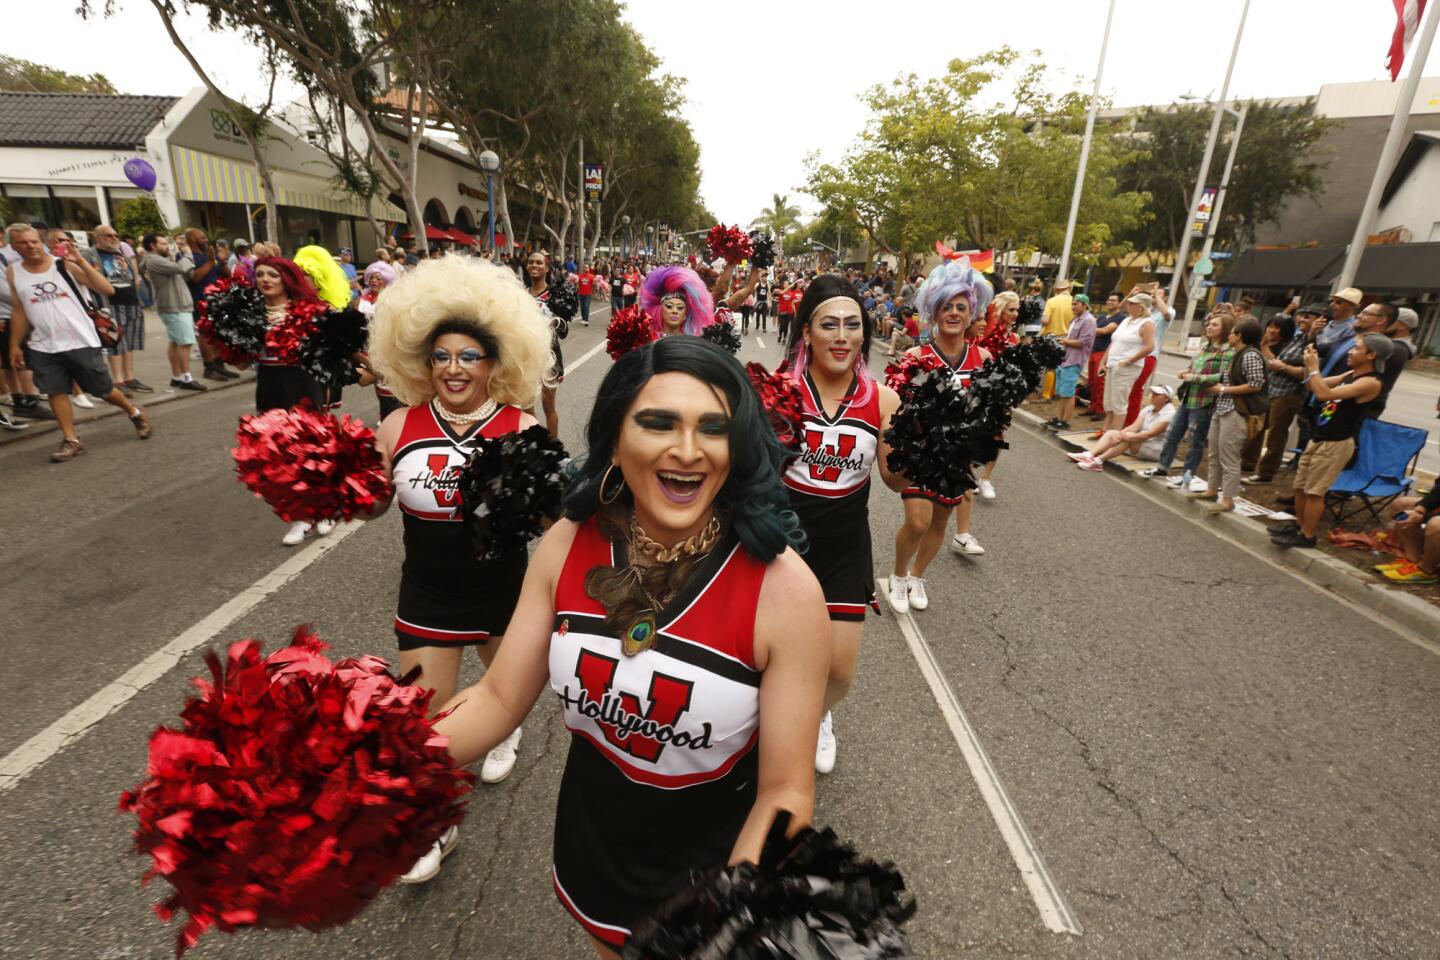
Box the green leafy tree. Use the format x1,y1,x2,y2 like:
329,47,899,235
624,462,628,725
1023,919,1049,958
113,198,170,238
0,55,116,93
1116,99,1336,258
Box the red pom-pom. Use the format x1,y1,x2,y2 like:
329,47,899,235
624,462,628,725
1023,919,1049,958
120,627,473,955
883,352,945,395
606,305,657,360
745,362,805,448
232,406,393,523
705,224,754,265
265,300,325,366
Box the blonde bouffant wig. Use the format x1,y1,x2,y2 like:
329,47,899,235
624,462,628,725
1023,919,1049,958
368,255,554,409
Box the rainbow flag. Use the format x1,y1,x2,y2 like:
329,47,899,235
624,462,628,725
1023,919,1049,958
934,240,995,273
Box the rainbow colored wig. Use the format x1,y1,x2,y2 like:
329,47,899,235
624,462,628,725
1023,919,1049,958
916,257,994,327
639,265,715,336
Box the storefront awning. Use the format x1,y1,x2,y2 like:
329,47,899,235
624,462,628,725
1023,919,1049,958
1217,247,1344,290
171,145,406,221
1314,242,1440,294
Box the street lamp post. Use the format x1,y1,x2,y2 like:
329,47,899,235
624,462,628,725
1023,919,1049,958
1179,101,1249,352
1057,0,1117,286
622,214,631,260
478,150,500,258
1167,0,1250,345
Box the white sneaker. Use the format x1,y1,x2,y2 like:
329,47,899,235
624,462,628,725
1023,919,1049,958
315,518,336,536
1165,475,1186,488
907,576,929,611
951,532,985,555
481,727,522,783
281,521,313,546
815,712,837,774
398,826,459,884
978,479,996,500
886,575,910,614
71,394,95,409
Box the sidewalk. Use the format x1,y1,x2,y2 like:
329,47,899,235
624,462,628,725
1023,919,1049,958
1016,400,1440,643
1,320,255,447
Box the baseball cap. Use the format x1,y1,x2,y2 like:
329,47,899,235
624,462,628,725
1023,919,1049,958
1126,292,1154,310
1332,287,1363,306
1072,293,1090,305
1360,332,1394,372
1395,307,1419,330
232,238,250,250
1149,383,1174,400
1297,302,1329,317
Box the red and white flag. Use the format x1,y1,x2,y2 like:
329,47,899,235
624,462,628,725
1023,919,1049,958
1388,0,1428,80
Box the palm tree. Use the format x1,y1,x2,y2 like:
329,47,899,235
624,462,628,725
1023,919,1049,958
751,192,801,238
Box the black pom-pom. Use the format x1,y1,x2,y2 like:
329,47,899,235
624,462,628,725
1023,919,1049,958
623,814,917,960
700,320,742,355
197,278,266,365
547,279,579,322
1002,335,1064,393
1017,296,1043,328
298,308,368,389
748,232,776,269
456,425,569,561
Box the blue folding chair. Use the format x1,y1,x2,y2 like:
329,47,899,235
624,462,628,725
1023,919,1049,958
1324,420,1430,525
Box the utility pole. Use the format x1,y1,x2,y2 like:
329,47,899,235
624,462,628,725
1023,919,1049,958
1168,0,1250,347
1179,102,1248,353
576,138,584,267
1336,0,1439,290
1057,0,1117,286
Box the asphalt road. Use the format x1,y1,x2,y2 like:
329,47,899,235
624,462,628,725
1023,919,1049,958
2,307,1438,959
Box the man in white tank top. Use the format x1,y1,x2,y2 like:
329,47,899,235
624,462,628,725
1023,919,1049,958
5,223,153,462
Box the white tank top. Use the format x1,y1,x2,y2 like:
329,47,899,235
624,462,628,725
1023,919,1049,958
1106,315,1152,367
9,258,99,353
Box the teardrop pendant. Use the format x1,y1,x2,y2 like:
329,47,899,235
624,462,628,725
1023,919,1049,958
622,610,657,656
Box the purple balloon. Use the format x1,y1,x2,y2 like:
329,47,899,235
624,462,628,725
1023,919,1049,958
123,157,157,192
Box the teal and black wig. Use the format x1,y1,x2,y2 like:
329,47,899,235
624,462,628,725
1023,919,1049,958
562,335,804,563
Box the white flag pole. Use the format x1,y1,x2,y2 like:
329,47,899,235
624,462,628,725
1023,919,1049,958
1335,0,1439,290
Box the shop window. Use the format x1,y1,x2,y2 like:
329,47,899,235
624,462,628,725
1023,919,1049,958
51,187,102,232
423,198,447,226
1,184,57,226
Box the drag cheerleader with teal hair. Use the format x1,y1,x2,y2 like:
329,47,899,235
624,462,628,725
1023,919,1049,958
886,257,994,616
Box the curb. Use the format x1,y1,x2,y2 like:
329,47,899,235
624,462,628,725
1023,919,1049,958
0,373,255,448
1014,407,1440,643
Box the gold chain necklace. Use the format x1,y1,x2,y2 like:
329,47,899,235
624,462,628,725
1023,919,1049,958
619,512,722,656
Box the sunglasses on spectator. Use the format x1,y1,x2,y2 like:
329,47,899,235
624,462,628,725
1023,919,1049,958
429,348,490,368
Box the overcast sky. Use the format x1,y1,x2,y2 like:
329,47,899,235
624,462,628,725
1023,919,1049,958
12,0,1440,226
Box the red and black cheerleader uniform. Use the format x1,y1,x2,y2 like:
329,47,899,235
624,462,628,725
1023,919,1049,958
534,286,565,386
389,402,528,649
783,373,881,621
547,517,765,949
255,302,327,413
900,341,985,507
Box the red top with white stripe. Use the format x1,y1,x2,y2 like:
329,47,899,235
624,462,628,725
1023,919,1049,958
918,340,985,388
391,402,523,521
783,373,881,499
548,517,765,789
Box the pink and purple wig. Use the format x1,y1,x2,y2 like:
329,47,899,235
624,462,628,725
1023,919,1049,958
639,266,715,336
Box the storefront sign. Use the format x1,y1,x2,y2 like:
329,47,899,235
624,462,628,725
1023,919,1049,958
209,109,247,146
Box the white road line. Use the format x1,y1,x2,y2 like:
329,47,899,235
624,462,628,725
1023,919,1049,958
0,523,362,793
756,337,766,349
567,340,607,375
879,578,1083,936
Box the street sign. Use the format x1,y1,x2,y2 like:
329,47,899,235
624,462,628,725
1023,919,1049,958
1199,280,1219,288
1193,257,1214,276
583,163,604,202
1210,251,1234,260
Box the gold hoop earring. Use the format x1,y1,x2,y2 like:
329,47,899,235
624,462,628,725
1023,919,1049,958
598,461,626,505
